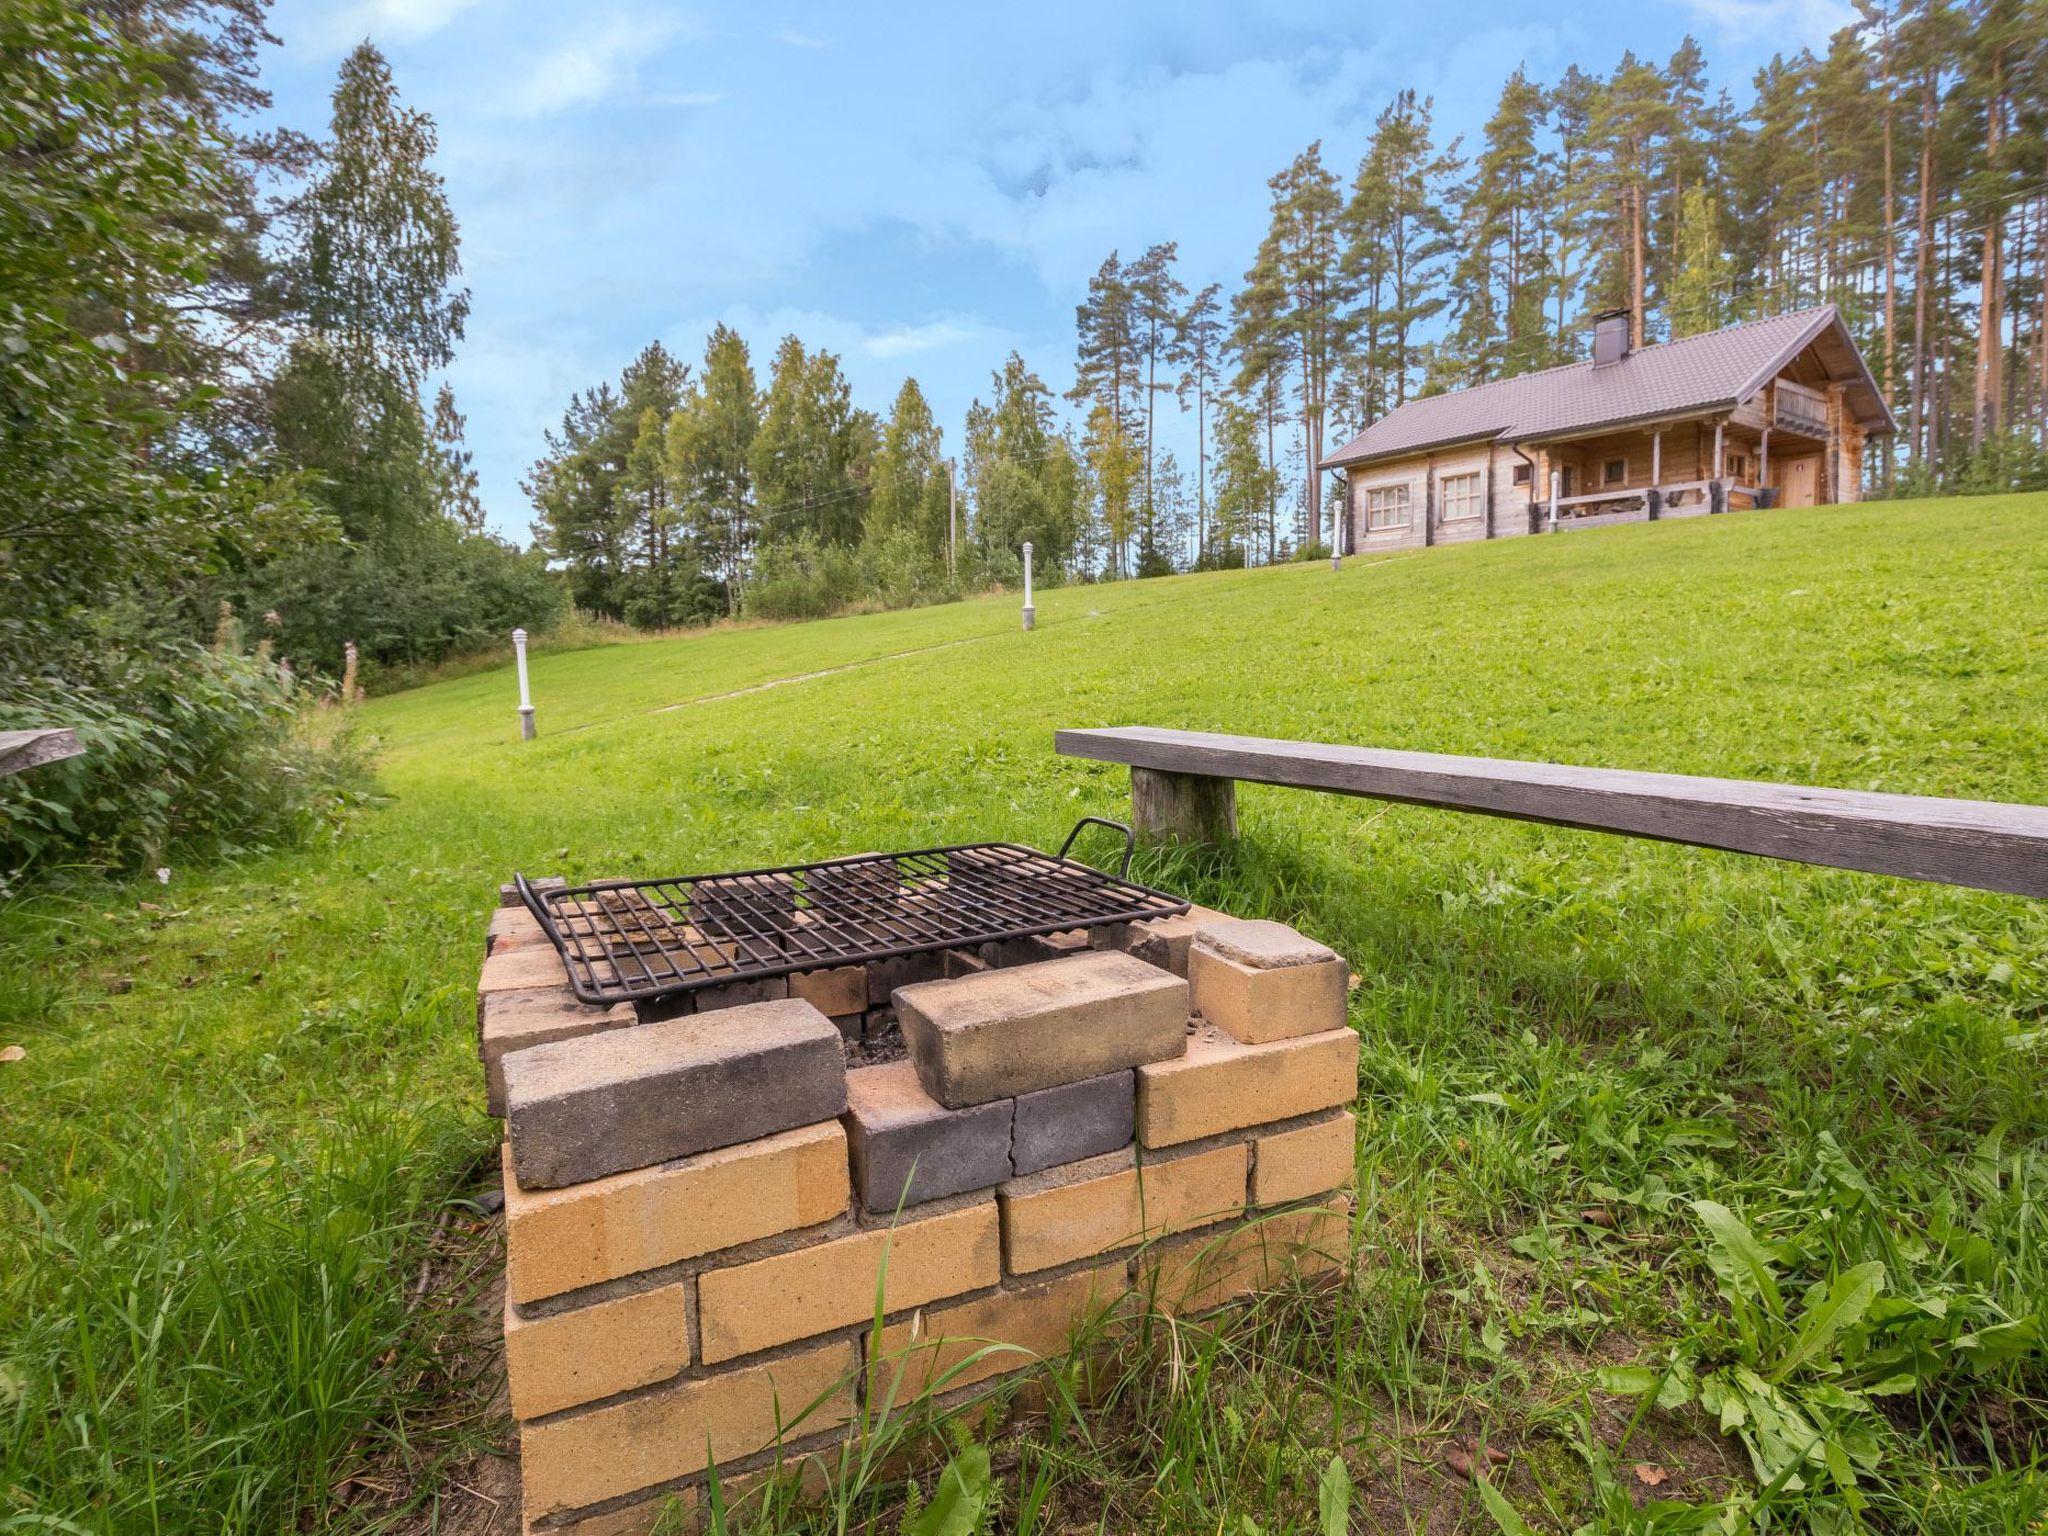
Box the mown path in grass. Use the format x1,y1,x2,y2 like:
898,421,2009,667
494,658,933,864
2,496,2045,1533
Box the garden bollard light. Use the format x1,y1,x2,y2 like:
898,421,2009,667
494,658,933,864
513,628,536,740
1021,542,1035,632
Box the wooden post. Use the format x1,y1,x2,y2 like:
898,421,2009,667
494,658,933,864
1711,420,1726,513
1548,469,1561,531
1759,425,1771,496
1483,446,1496,538
1648,429,1663,519
1422,459,1435,546
1131,767,1238,846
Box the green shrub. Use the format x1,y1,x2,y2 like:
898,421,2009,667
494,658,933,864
0,647,368,887
744,535,871,620
241,523,567,681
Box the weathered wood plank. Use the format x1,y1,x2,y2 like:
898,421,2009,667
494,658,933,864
1131,766,1237,846
1055,727,2048,899
0,729,83,779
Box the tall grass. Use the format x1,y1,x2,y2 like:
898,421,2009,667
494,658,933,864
1,495,2042,1531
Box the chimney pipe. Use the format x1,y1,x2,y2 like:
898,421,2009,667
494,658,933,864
1592,309,1632,367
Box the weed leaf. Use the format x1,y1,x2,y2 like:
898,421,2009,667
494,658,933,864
905,1444,991,1536
1773,1261,1885,1380
1475,1475,1540,1536
1691,1199,1783,1313
1317,1453,1351,1536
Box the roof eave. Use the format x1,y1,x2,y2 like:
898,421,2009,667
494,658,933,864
1320,428,1506,472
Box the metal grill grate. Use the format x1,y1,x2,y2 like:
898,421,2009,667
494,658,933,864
515,821,1189,1008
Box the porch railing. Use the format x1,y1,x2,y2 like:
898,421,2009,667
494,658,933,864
1774,381,1829,433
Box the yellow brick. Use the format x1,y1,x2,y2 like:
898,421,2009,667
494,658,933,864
479,942,572,1000
522,1490,692,1536
871,1263,1128,1398
697,1201,1000,1364
789,965,865,1018
519,1338,857,1518
503,1121,849,1305
488,904,546,955
1251,1113,1356,1206
1188,944,1346,1045
1141,1196,1352,1316
999,1143,1246,1275
505,1282,689,1420
1137,1024,1358,1147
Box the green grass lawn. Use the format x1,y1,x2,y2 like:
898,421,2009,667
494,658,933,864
4,494,2046,1533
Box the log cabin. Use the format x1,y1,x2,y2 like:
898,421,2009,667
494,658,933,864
1319,305,1897,553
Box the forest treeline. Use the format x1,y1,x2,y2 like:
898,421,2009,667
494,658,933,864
533,0,2048,614
3,2,540,877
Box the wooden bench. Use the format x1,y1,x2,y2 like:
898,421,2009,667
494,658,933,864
0,729,83,780
1053,726,2048,899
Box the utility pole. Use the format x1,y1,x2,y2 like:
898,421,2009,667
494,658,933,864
947,459,957,578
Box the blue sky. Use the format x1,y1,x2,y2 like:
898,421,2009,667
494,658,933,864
261,0,1854,542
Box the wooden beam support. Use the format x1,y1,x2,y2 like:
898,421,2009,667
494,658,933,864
1057,727,2048,898
0,728,83,779
1130,766,1238,846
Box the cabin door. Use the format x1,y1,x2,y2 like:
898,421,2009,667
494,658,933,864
1777,455,1820,508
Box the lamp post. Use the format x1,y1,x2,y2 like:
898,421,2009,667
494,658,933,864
513,627,536,740
1021,542,1035,632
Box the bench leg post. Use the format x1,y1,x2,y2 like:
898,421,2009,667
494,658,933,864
1131,767,1238,846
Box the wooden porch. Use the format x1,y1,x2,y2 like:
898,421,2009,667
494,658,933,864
1530,379,1840,529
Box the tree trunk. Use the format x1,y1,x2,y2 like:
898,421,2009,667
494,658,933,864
1973,47,2006,449
1910,74,1937,463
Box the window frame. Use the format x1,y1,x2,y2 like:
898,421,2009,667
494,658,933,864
1603,457,1627,486
1362,483,1411,530
1438,470,1483,522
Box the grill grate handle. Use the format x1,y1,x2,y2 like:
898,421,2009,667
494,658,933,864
1056,816,1137,879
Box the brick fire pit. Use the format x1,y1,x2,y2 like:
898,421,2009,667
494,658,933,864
479,878,1360,1534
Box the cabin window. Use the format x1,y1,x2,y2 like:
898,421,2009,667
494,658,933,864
1364,484,1410,529
1439,471,1483,521
1603,457,1627,486
1512,463,1531,486
1728,451,1751,479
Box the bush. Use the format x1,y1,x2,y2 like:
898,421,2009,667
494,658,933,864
744,535,871,620
1294,541,1331,562
0,646,368,887
241,522,567,681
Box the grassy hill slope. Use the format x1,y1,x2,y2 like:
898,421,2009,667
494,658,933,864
3,495,2045,1532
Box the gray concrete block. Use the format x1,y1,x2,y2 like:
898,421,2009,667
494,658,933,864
498,874,563,908
1011,1069,1135,1176
844,1059,1013,1212
503,998,847,1189
867,949,950,1005
895,951,1189,1109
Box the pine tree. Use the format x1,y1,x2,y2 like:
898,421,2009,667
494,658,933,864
1668,187,1732,336
868,378,951,559
298,42,468,387
1342,94,1457,412
967,353,1086,574
1125,242,1186,552
430,383,484,533
1583,53,1676,344
667,324,758,609
1249,142,1349,558
1175,282,1226,554
751,337,873,546
1445,67,1553,384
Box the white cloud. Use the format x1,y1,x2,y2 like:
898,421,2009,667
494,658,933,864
652,89,727,107
510,13,679,117
773,25,828,48
863,319,979,359
307,0,487,50
1674,0,1857,45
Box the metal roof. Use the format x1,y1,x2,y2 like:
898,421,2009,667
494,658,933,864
1321,305,1897,471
